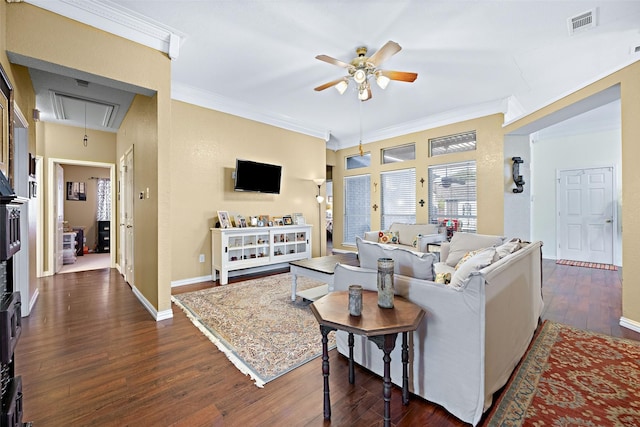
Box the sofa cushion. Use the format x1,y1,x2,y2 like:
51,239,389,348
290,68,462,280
450,247,497,288
356,237,435,280
445,232,504,267
378,231,399,244
496,238,521,258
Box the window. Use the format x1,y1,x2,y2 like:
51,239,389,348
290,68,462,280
346,153,371,169
381,169,416,230
343,174,370,245
429,131,476,157
382,143,415,164
428,161,477,233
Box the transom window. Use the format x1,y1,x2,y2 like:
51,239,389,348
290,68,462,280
382,144,415,164
346,153,371,169
429,131,476,157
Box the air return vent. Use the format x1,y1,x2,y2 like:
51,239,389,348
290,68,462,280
568,9,597,35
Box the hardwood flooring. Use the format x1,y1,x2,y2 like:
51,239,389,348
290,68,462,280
16,260,639,426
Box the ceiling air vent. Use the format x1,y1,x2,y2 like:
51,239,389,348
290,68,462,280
568,9,597,35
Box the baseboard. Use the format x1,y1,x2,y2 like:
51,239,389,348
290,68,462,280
171,275,213,288
619,317,640,334
28,288,39,315
131,284,174,321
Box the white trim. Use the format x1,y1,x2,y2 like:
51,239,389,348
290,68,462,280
171,275,213,288
28,288,39,315
171,82,331,141
36,155,44,277
619,317,640,334
131,284,174,321
25,0,186,59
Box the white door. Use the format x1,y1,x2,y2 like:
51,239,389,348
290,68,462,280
123,147,134,285
558,167,614,264
55,164,64,273
119,155,125,272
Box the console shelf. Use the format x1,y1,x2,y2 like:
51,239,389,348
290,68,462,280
211,225,312,284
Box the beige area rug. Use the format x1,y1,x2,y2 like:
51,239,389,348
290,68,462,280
171,273,335,387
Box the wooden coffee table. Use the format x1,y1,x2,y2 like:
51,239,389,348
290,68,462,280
310,291,425,427
289,253,358,301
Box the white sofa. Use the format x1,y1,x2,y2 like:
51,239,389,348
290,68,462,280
364,222,446,252
331,232,544,426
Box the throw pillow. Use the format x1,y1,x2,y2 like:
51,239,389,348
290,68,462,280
378,231,399,244
449,247,497,288
496,238,521,258
454,249,482,270
435,272,451,284
356,237,385,270
355,237,435,281
412,234,423,248
445,232,504,267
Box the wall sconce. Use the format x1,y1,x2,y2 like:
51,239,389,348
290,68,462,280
511,157,525,193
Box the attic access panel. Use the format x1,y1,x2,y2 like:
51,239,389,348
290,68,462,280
50,91,119,128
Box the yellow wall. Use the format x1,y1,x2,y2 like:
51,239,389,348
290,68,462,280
170,100,326,281
331,113,504,251
504,61,640,327
117,94,159,306
7,3,172,312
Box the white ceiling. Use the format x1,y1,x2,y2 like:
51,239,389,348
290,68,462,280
16,1,640,148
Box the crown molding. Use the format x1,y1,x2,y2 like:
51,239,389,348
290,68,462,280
25,0,186,59
171,82,331,142
328,98,508,151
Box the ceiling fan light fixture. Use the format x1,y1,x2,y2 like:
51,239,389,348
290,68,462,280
358,87,369,101
335,80,348,95
376,73,390,90
353,68,367,84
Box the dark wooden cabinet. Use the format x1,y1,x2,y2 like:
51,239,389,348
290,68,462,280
97,220,110,253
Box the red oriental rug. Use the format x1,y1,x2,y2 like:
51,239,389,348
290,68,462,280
556,259,618,270
486,321,640,426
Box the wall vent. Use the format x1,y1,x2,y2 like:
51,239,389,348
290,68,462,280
568,9,597,35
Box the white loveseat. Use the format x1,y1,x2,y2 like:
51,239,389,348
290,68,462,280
331,232,544,426
364,222,446,252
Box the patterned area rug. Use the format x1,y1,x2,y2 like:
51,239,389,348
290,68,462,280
172,273,334,387
556,259,618,270
486,320,640,426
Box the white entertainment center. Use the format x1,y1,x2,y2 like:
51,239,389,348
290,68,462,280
211,225,312,285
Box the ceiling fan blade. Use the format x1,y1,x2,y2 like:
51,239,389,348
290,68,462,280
315,54,352,69
380,70,418,82
314,77,347,92
368,41,402,67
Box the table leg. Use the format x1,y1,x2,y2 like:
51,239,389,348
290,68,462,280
402,332,409,405
348,332,355,384
370,333,398,427
291,271,298,301
320,325,335,420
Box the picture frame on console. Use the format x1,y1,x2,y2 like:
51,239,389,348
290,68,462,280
235,214,247,228
217,210,231,229
283,215,293,226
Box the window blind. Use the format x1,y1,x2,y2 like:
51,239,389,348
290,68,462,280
428,161,477,233
381,168,416,230
343,174,371,245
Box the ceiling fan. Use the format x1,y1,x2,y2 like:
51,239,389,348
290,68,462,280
314,40,418,101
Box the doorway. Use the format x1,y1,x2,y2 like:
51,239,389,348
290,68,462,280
46,158,116,276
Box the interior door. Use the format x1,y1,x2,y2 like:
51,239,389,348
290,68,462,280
124,147,134,285
55,164,64,273
558,167,614,264
119,155,125,272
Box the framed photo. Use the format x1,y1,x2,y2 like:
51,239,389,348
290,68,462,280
66,181,87,201
294,213,305,225
235,214,247,228
273,217,283,226
217,210,231,229
258,214,270,223
283,215,293,226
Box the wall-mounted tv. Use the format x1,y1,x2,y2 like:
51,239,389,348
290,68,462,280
234,159,282,194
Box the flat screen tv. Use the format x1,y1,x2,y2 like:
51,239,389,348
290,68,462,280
234,159,282,194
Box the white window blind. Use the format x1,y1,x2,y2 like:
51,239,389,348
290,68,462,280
428,161,477,233
429,131,476,157
381,168,416,230
343,174,370,245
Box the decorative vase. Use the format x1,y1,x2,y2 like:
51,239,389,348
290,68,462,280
348,285,363,316
377,257,394,308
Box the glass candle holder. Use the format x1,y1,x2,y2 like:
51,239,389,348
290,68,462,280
377,257,394,308
348,285,363,316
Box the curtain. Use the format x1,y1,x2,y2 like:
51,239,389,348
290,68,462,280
96,178,111,221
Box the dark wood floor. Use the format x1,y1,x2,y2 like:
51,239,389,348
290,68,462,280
16,260,640,426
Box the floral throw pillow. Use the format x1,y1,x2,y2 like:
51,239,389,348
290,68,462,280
435,272,451,284
378,231,399,244
412,234,423,248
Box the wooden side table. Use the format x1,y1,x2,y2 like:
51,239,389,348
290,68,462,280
310,291,425,427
